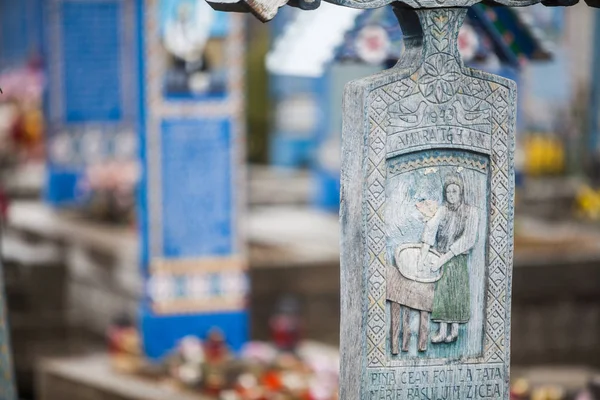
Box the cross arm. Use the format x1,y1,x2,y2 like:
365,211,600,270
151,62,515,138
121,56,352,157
206,0,600,22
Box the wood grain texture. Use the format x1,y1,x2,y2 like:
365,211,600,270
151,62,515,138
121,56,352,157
340,7,515,399
340,64,370,400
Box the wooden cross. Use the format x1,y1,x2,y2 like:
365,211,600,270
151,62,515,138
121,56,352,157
208,0,599,399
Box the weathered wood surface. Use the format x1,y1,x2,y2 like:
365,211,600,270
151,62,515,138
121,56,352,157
340,8,515,399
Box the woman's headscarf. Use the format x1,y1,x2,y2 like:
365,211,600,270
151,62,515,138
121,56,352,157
435,174,467,252
443,174,464,212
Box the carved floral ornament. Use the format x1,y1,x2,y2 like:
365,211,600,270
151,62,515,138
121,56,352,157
207,0,599,23
419,54,461,103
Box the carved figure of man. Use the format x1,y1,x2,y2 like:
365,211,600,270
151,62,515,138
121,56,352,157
387,223,437,353
419,174,478,343
387,269,432,353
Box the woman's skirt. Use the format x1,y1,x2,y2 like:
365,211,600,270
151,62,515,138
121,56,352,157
386,265,435,311
431,254,470,323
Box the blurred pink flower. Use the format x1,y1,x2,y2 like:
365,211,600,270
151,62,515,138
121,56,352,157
0,65,44,103
84,160,140,193
240,341,278,364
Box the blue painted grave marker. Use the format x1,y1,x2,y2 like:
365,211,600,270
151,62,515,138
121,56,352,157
137,0,247,359
45,0,138,206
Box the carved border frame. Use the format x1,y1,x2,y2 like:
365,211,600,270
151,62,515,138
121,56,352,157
387,152,489,178
363,68,515,367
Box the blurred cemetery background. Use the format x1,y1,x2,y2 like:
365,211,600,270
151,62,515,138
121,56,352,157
0,1,599,399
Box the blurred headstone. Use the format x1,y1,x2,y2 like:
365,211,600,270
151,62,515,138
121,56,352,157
44,0,139,207
137,0,248,359
44,0,247,359
0,0,43,71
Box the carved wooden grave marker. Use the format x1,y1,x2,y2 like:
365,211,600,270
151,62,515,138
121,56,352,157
341,8,515,399
207,0,599,398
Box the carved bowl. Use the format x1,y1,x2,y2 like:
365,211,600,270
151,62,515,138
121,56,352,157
394,243,443,283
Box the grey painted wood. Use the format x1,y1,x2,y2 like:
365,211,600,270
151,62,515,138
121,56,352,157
340,8,516,399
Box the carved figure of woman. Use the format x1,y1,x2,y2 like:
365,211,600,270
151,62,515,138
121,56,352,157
418,174,478,344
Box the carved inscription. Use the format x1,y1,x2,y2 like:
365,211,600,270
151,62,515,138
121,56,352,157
386,126,491,156
367,364,505,400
